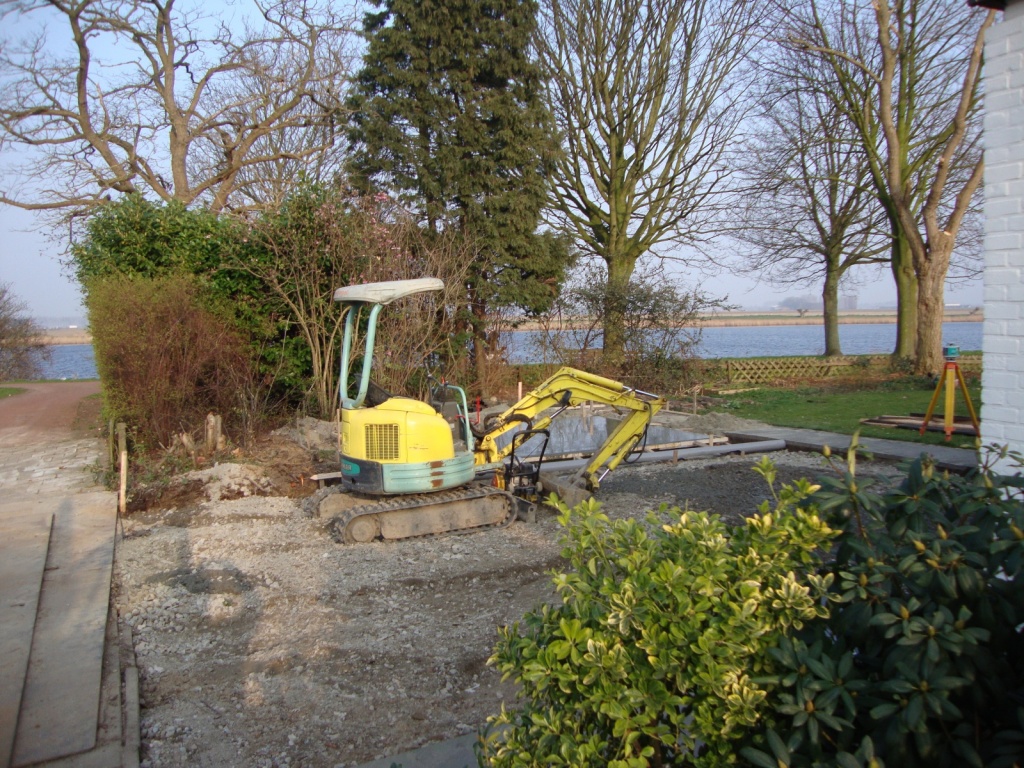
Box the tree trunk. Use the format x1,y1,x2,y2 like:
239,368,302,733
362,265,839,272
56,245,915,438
473,331,488,393
822,268,842,357
471,289,490,394
890,233,917,363
601,255,635,372
914,240,952,376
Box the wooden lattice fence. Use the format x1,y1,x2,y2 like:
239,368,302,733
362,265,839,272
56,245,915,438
703,353,982,386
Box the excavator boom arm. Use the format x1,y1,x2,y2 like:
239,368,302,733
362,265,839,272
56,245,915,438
474,367,665,491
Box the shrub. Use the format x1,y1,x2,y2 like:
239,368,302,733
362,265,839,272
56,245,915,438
71,195,309,404
88,274,252,447
240,185,472,414
737,448,1024,768
73,190,477,419
484,459,836,768
71,194,255,284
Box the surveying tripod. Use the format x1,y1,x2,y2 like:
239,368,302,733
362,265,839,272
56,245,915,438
919,344,980,442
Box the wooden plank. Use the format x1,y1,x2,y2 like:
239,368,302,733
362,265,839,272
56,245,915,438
860,416,978,436
12,493,116,767
0,512,52,768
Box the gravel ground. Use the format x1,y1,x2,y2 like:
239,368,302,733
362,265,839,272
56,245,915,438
113,414,902,768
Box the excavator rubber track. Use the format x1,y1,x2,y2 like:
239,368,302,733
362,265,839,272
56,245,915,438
318,484,520,544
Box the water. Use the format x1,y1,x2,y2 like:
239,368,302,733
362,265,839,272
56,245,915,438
36,344,98,380
33,321,985,380
508,321,984,363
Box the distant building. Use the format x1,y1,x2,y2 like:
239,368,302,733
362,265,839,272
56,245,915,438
838,294,858,311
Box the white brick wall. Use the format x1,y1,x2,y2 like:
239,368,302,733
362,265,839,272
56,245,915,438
983,0,1024,465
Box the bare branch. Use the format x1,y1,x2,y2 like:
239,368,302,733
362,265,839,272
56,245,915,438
0,0,358,220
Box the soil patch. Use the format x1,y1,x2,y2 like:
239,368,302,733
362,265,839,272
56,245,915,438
127,433,326,515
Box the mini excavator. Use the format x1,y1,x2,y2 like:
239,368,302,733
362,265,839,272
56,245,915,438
318,278,664,543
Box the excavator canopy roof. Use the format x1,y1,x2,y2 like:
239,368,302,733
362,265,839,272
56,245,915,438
333,278,444,305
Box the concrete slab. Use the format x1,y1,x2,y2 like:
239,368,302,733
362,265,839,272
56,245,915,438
11,492,117,767
721,425,978,472
354,732,481,768
0,511,52,768
32,604,125,768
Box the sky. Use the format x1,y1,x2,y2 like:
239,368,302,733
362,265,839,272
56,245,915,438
0,205,86,325
0,0,987,325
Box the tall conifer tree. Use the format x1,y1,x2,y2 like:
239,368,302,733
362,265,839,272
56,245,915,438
347,0,568,381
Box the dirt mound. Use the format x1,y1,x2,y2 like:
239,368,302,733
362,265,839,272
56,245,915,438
128,434,325,515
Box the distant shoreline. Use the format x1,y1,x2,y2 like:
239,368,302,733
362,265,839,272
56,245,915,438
38,309,984,344
517,308,983,331
39,328,92,345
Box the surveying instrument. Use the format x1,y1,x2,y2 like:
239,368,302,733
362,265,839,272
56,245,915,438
919,343,980,441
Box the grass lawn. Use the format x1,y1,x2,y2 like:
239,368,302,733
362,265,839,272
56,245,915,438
712,374,982,450
0,387,26,399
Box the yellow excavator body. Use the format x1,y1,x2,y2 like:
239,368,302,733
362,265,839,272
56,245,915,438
323,278,665,543
341,397,456,465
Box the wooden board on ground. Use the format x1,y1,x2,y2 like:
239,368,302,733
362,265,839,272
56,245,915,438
860,415,978,437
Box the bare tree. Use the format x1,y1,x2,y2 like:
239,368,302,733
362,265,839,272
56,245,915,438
533,261,723,394
737,47,888,356
534,0,762,370
0,282,49,380
777,0,993,374
0,0,355,219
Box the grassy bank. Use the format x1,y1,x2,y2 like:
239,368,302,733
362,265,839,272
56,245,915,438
711,375,981,450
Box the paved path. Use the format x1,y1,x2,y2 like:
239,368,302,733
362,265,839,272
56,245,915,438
0,381,102,445
0,381,106,500
0,382,129,768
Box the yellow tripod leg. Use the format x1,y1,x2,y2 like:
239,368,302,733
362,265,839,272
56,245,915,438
920,365,947,436
954,363,981,436
944,365,956,440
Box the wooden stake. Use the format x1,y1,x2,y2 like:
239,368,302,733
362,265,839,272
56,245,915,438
117,422,127,516
204,413,214,453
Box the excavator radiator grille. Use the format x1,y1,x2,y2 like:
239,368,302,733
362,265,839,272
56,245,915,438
365,423,400,461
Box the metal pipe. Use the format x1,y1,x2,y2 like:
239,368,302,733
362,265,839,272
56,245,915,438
537,439,788,474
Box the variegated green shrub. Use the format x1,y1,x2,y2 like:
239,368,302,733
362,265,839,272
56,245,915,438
483,458,835,768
